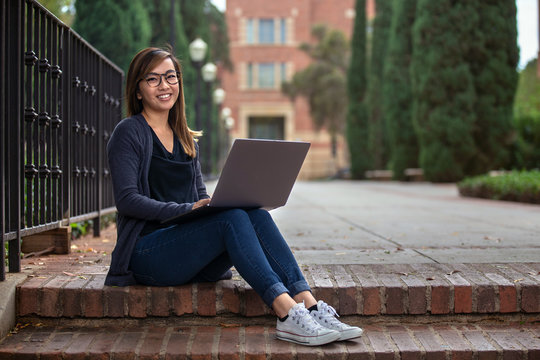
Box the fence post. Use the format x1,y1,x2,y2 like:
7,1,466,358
7,0,23,274
1,0,6,281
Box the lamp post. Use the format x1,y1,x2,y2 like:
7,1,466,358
188,38,208,132
213,88,226,171
223,113,234,153
201,62,217,176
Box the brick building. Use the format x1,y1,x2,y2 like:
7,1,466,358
220,0,375,179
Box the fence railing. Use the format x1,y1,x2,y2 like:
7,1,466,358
1,0,123,281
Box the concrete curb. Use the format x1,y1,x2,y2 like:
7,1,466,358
0,273,27,339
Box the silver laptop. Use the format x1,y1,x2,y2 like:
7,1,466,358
161,138,310,224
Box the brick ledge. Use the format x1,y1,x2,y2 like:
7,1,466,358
17,263,540,318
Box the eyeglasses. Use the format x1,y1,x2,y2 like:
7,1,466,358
141,70,180,87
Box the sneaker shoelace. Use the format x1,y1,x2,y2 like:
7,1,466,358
291,305,322,334
315,302,346,329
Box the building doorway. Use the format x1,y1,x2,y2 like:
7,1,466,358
248,116,285,140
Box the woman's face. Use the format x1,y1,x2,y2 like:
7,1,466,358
137,57,180,115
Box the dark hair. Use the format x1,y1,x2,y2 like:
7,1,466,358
126,47,200,158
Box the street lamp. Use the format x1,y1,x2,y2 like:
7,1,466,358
201,62,217,176
188,38,208,131
213,88,226,170
224,115,235,151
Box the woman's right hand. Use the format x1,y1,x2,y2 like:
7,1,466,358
192,198,211,210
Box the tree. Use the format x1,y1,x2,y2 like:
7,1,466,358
464,0,519,175
40,0,75,25
206,2,233,71
411,0,478,182
346,0,369,179
282,25,349,159
382,0,418,180
73,0,151,73
366,0,393,170
411,0,519,182
512,59,540,169
143,0,196,127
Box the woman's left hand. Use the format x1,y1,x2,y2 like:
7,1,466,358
192,198,211,209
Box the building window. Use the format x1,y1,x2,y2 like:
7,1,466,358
280,18,286,44
246,19,255,44
258,63,275,88
280,62,287,82
259,19,274,44
249,116,285,140
247,63,253,88
244,18,288,45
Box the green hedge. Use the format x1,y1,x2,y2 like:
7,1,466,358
458,170,540,204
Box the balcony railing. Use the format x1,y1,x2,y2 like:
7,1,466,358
1,0,123,281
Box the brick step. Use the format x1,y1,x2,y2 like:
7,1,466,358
17,263,540,319
1,320,539,359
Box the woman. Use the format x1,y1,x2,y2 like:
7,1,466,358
105,47,362,346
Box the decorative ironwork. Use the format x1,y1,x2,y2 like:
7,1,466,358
1,0,124,281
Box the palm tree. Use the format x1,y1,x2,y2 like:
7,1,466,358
282,24,349,160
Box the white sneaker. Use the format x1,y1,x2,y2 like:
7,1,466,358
310,300,363,341
276,302,341,346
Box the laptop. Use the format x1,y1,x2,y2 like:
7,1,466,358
161,138,310,225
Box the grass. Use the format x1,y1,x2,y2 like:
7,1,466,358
457,170,540,204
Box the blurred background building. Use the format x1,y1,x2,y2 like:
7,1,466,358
220,0,375,179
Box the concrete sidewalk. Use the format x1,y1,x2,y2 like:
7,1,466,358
269,180,540,265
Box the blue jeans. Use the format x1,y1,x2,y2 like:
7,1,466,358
129,208,311,307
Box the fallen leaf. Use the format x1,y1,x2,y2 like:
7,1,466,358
78,275,87,280
335,252,346,256
396,247,404,251
447,270,461,275
426,277,435,281
528,271,540,276
220,323,242,328
514,278,524,283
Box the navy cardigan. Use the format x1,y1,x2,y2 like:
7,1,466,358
105,113,209,286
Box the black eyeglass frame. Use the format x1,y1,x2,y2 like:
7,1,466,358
140,70,181,88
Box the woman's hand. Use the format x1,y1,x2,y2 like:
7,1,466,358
192,198,211,210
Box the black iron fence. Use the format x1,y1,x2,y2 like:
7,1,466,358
1,0,123,281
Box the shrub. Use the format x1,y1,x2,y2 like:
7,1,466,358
458,170,540,204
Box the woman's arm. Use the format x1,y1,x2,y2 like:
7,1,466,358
194,142,210,200
108,120,193,221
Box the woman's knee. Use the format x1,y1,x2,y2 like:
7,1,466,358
247,208,273,223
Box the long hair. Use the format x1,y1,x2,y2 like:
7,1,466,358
125,47,201,158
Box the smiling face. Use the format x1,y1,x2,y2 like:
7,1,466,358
137,58,180,116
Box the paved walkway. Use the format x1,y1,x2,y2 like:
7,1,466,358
271,181,540,265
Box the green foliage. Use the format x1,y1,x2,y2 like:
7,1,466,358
73,0,151,73
458,170,540,204
144,0,197,126
70,220,92,239
347,0,370,178
367,0,393,170
512,59,540,169
206,2,233,71
411,0,518,182
282,25,349,158
39,0,75,25
465,0,518,175
411,0,478,182
382,0,418,180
